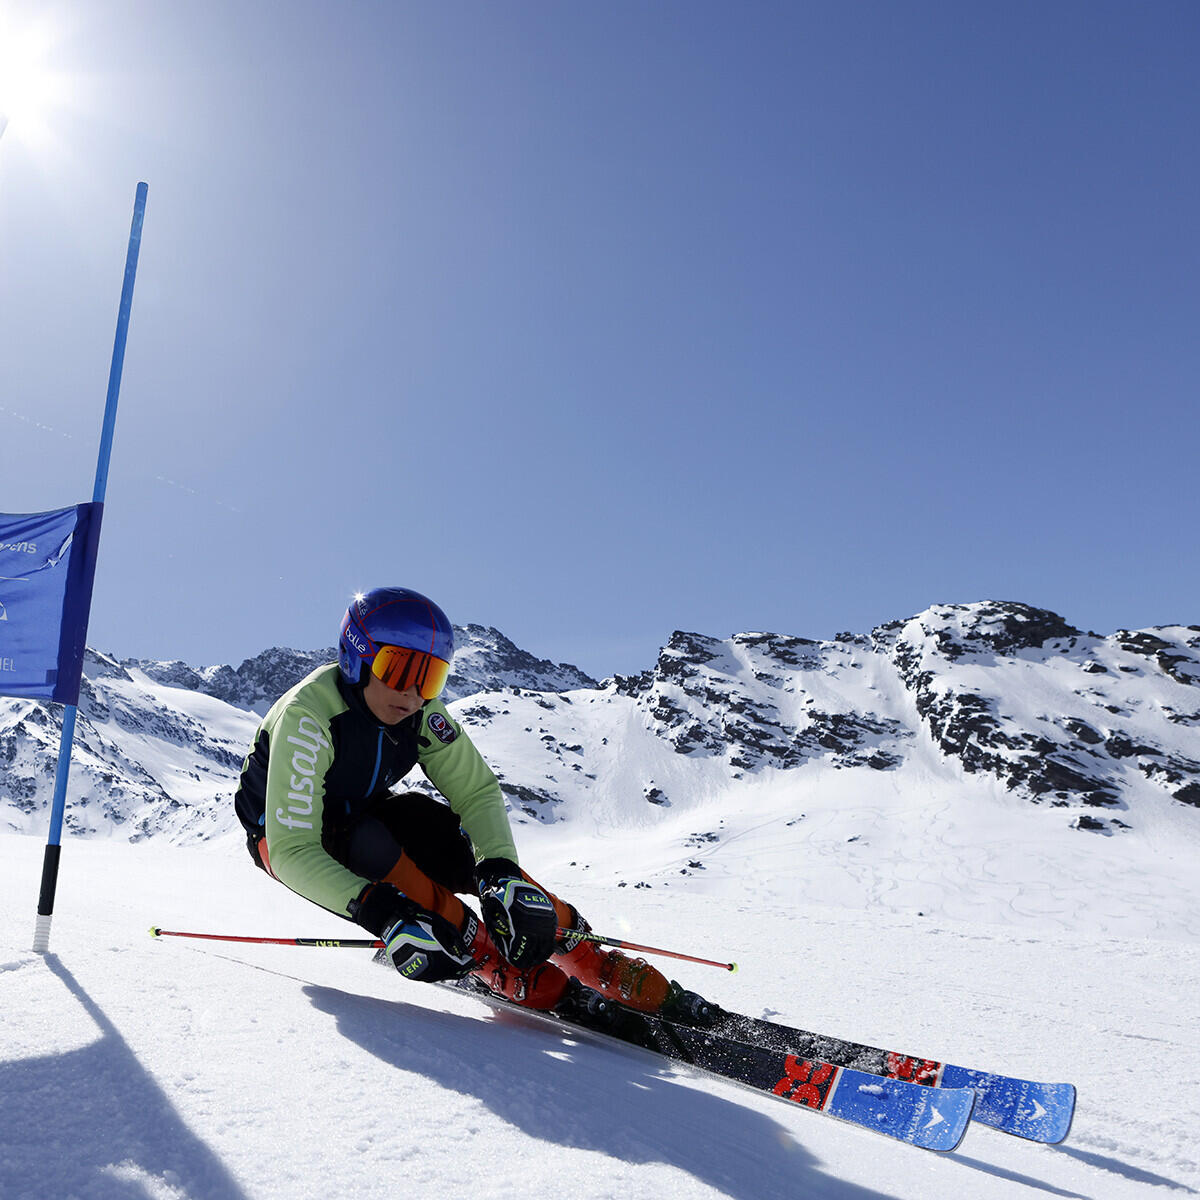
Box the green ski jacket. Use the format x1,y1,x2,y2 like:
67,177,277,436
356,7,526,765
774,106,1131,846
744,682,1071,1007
234,664,517,919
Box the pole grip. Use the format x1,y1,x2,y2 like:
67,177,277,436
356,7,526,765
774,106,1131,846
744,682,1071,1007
37,842,62,916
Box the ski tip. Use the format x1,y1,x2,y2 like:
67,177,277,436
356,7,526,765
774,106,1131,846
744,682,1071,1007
964,1076,1077,1144
728,962,738,973
148,925,162,938
1031,1083,1077,1145
928,1090,976,1153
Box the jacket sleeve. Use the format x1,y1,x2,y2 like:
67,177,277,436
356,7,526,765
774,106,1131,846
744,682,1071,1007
417,699,519,865
263,701,372,918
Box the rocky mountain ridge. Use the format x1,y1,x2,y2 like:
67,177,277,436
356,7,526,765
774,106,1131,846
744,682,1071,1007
490,601,1198,835
126,623,599,714
1,601,1196,842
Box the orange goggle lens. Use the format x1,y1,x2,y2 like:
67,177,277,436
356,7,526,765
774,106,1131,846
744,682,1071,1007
370,644,451,700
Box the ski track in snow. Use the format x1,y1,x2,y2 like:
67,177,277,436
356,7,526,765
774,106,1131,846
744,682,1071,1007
2,831,1199,1200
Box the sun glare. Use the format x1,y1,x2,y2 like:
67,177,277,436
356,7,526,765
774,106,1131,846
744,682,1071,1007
0,9,73,150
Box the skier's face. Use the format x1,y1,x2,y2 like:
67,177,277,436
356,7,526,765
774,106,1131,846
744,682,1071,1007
363,671,424,724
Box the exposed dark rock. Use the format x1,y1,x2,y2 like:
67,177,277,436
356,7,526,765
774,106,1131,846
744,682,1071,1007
498,781,562,822
1063,719,1104,745
1175,782,1200,808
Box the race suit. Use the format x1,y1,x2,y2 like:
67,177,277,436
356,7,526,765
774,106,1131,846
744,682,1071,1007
234,663,520,928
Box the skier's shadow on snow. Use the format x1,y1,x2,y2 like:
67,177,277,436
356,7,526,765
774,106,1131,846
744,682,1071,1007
306,982,892,1200
0,955,249,1200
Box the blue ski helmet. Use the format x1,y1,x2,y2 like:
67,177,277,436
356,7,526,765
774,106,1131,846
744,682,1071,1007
338,587,455,689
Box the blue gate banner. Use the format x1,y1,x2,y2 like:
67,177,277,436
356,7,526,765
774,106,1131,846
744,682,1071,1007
0,504,104,704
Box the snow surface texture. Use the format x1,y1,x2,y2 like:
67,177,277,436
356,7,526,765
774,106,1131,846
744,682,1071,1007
1,600,1199,1197
1,837,1197,1199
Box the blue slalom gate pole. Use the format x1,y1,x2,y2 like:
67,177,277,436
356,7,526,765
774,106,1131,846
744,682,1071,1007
34,182,148,953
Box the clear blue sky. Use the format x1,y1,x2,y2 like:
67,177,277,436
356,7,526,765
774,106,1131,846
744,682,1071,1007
2,1,1198,679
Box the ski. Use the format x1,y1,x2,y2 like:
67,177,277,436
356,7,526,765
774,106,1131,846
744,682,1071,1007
447,977,975,1152
700,1005,1074,1144
151,924,1060,1144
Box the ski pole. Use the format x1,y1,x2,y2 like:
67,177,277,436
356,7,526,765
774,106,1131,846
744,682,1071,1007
149,926,382,948
559,928,737,972
150,924,737,971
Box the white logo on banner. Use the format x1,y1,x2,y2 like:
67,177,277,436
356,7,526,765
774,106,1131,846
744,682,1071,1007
1,598,11,670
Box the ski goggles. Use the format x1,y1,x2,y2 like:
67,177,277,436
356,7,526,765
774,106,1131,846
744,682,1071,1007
370,644,452,700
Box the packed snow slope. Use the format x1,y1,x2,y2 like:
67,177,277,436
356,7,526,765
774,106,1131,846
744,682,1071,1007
1,834,1197,1200
1,600,1199,1197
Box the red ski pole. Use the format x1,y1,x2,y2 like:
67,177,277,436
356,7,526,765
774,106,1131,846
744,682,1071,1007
149,926,382,949
149,925,737,971
557,928,737,972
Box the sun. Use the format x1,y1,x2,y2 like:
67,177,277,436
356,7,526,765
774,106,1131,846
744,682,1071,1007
0,8,73,150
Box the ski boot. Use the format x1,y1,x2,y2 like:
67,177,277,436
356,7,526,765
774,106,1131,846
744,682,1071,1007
463,914,569,1011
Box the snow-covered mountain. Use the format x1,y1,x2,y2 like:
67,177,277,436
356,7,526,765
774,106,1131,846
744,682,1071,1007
0,624,597,840
1,602,1197,848
462,600,1200,836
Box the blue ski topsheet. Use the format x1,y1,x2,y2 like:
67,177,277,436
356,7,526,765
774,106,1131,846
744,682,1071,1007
940,1065,1076,1144
811,1061,975,1152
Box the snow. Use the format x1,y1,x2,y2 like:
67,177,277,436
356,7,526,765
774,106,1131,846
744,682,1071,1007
3,816,1199,1200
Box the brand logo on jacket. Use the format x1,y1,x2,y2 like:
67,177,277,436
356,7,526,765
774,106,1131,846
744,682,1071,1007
428,712,456,744
275,713,331,830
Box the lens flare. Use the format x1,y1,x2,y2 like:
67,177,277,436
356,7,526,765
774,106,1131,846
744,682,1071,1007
0,9,74,150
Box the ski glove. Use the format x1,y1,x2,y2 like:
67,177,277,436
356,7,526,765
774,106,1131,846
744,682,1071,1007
380,907,476,983
351,883,475,983
476,857,558,970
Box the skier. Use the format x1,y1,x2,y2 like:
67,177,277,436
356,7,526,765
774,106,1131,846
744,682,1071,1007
234,586,676,1014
